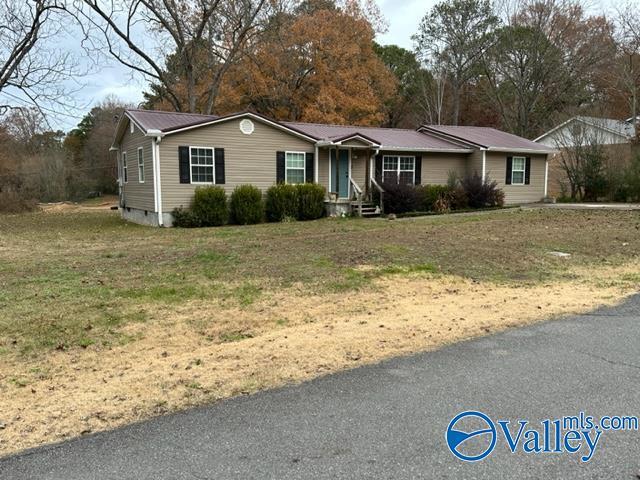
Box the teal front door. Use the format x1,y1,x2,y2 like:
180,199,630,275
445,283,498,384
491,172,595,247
330,149,349,198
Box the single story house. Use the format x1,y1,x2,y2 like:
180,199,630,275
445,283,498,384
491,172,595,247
110,109,554,226
534,116,639,197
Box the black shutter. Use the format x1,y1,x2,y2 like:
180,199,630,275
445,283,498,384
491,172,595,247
525,157,531,185
214,148,225,184
305,152,314,183
276,151,285,183
414,155,422,185
375,153,383,182
505,156,513,185
179,146,190,184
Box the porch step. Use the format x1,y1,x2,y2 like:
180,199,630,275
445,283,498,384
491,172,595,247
351,202,381,217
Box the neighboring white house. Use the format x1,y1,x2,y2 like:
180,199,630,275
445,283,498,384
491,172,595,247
534,116,638,198
535,116,637,147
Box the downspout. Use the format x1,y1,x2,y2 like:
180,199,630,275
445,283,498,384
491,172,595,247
544,158,549,198
155,137,163,226
481,149,487,181
314,144,319,184
147,129,165,226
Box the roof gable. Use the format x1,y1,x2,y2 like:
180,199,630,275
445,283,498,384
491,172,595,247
534,116,635,144
421,125,555,154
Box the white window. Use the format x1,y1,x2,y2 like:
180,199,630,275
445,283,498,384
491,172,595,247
382,155,415,185
286,152,305,184
512,157,526,185
190,147,214,184
137,147,145,183
122,151,128,184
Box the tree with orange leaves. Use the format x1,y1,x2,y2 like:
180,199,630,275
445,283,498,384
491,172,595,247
145,0,396,126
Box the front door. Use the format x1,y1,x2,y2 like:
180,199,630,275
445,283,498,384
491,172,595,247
331,149,350,198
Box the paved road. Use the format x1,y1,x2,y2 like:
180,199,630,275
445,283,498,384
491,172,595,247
2,297,640,479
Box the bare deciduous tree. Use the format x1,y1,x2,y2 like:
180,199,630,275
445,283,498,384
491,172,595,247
482,0,615,138
74,0,271,114
0,0,79,120
413,0,500,125
616,3,640,133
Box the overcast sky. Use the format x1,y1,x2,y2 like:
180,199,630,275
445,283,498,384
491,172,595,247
52,0,618,131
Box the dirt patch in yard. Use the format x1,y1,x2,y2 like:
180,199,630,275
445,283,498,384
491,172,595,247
0,264,637,457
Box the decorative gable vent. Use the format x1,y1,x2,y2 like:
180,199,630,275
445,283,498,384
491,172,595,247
240,119,255,135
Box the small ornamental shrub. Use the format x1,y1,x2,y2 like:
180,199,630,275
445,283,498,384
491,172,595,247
171,207,202,228
265,183,299,222
230,184,263,225
460,173,504,208
381,182,420,214
297,183,326,220
416,184,451,211
447,186,469,210
191,186,228,226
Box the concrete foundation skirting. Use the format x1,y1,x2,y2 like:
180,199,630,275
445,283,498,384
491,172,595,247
325,201,352,217
121,207,174,227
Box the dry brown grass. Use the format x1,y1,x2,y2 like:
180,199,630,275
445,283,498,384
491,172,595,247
1,264,637,456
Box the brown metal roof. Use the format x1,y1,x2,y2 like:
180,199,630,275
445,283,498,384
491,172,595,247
422,125,555,153
122,109,551,154
282,122,470,151
127,109,218,133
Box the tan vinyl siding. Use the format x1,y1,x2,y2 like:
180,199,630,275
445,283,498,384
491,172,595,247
159,119,314,210
121,121,155,211
318,148,330,194
485,152,547,204
421,153,468,185
350,151,367,190
467,150,484,177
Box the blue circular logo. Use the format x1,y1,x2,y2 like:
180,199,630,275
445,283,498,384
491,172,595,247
446,411,497,462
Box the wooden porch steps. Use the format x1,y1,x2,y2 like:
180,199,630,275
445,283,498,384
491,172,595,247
351,201,381,218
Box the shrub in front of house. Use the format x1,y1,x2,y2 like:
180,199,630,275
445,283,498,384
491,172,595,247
191,185,228,226
297,183,326,220
460,173,504,208
381,181,421,214
448,186,469,210
416,184,451,211
172,207,202,228
265,183,299,222
230,184,264,225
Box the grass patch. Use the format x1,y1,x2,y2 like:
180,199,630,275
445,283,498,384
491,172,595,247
219,331,254,343
1,208,639,356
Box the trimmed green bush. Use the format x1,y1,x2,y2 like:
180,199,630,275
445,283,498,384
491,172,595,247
192,186,228,226
265,183,299,222
297,183,326,220
171,207,202,228
230,184,263,225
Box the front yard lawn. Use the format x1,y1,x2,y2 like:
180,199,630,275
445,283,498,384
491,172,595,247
0,207,638,455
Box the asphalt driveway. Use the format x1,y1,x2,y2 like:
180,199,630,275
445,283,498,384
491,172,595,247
2,296,639,479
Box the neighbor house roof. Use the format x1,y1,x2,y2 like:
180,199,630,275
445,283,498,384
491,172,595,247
282,121,471,151
421,125,555,154
534,116,637,143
